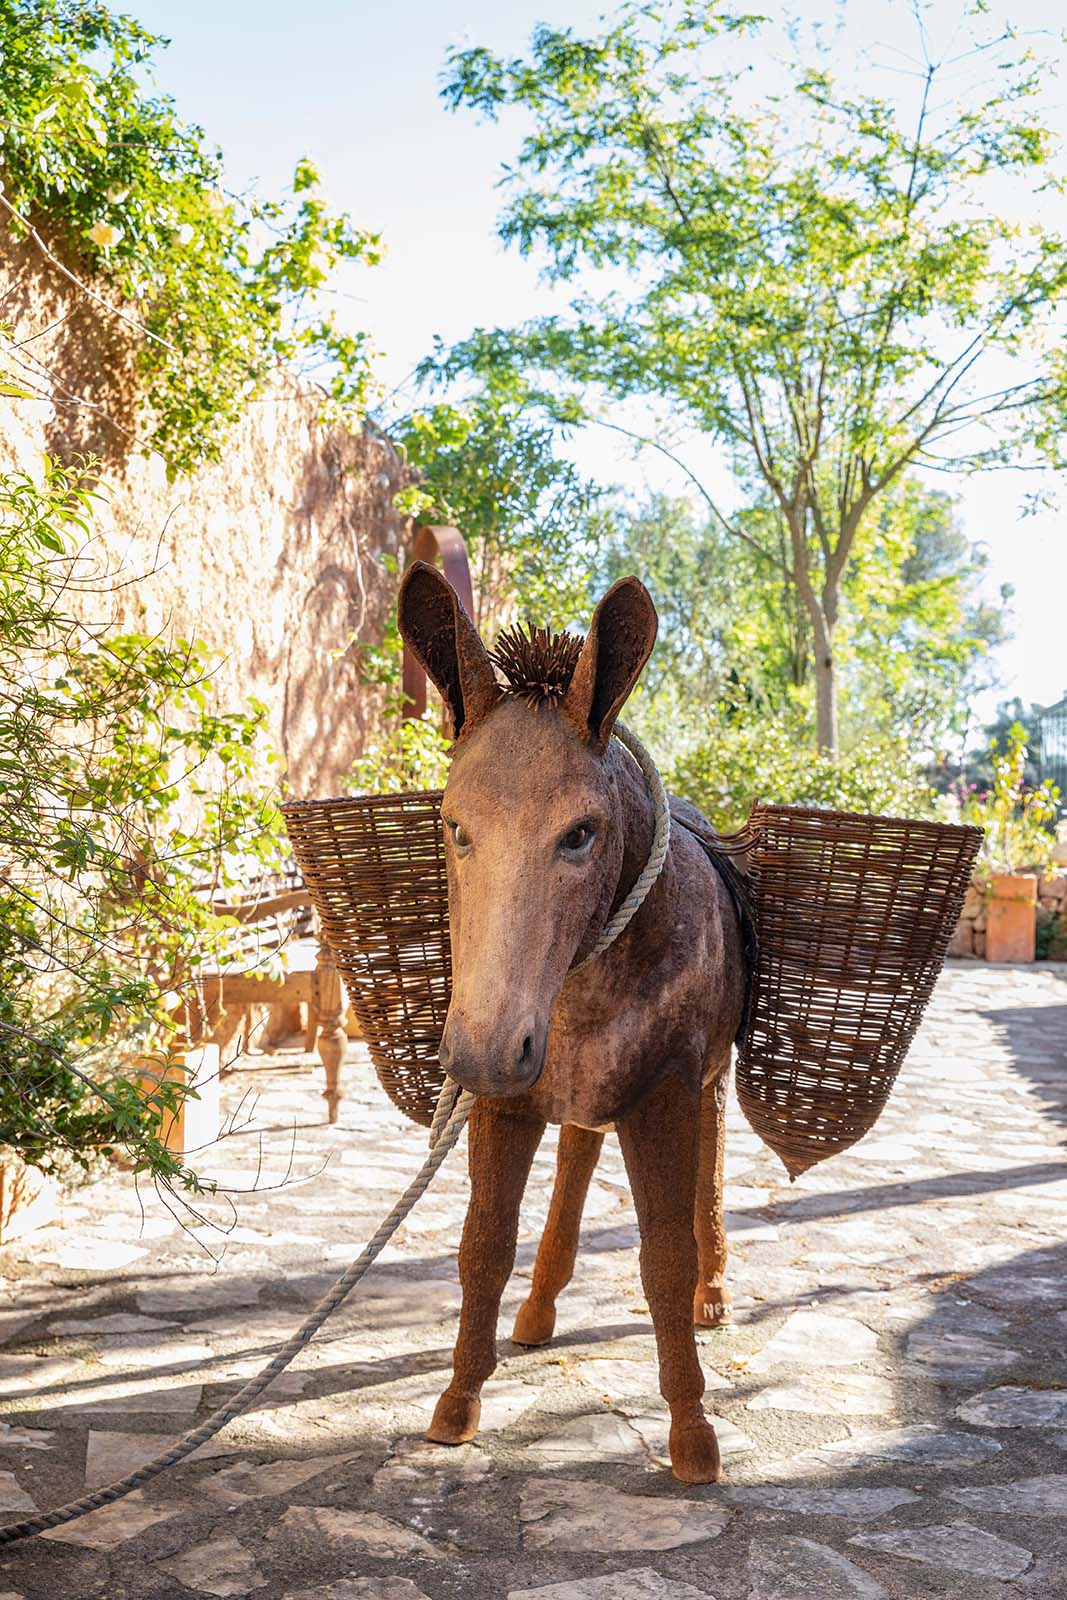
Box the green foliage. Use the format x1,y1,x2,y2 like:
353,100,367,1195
396,395,609,631
601,473,1004,812
370,394,614,795
949,723,1060,874
836,480,1007,749
600,492,793,720
0,457,286,1184
1036,904,1067,962
0,1,381,474
670,719,934,835
346,709,452,795
434,2,1067,751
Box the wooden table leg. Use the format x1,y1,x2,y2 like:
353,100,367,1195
312,937,346,1123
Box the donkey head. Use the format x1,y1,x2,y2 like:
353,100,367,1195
398,561,657,1098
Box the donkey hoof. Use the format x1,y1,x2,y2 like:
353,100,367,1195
512,1297,556,1347
669,1417,722,1484
426,1389,481,1445
693,1283,733,1328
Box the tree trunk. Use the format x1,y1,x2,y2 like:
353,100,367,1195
784,510,840,754
813,634,838,755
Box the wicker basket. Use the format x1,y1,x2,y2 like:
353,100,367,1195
281,792,449,1127
282,792,980,1165
735,804,982,1177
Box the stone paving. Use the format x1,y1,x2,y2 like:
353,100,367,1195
1,963,1066,1600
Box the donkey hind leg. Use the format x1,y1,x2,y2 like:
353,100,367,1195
693,1062,732,1327
427,1098,545,1446
512,1124,604,1347
617,1071,720,1484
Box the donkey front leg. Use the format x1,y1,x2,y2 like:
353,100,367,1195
693,1062,732,1327
618,1071,720,1484
427,1097,545,1445
513,1124,604,1347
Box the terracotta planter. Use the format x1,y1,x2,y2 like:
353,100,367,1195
985,873,1037,963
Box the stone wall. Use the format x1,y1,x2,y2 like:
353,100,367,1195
1038,876,1067,959
949,872,1067,961
0,234,411,798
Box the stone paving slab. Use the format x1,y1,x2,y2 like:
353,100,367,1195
0,964,1065,1597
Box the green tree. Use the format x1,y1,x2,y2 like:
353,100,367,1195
351,395,612,795
597,492,809,756
600,477,1003,765
396,394,611,631
435,2,1067,752
837,480,1008,749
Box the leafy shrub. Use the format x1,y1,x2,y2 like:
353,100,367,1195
346,709,452,795
395,395,608,632
0,457,286,1187
669,718,936,833
945,723,1060,874
1036,906,1067,961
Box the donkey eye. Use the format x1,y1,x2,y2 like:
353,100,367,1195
447,820,473,852
560,823,594,854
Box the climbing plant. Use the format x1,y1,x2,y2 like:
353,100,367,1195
0,0,381,474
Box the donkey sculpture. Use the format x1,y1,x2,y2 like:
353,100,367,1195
398,561,749,1484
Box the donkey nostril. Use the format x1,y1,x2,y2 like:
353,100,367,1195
520,1034,533,1066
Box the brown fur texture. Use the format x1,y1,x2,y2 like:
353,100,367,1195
398,563,746,1483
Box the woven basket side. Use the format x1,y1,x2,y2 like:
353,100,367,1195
282,792,449,1127
737,805,982,1177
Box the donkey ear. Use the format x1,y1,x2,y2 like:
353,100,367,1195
561,577,658,753
397,561,500,739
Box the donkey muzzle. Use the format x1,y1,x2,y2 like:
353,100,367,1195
438,1010,547,1098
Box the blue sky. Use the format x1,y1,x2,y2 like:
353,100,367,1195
132,0,1067,728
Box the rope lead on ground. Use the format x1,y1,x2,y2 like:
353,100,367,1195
0,1085,475,1546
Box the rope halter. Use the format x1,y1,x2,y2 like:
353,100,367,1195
570,720,672,971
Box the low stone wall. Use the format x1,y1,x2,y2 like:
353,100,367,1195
1037,875,1067,960
949,872,1067,961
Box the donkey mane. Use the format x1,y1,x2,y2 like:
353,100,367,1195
491,623,584,707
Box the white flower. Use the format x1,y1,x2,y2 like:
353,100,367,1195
87,221,122,248
106,184,129,204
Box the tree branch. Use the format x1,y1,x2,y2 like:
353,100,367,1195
592,415,792,577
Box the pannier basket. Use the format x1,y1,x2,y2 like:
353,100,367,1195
282,793,981,1163
282,791,449,1128
735,804,982,1177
